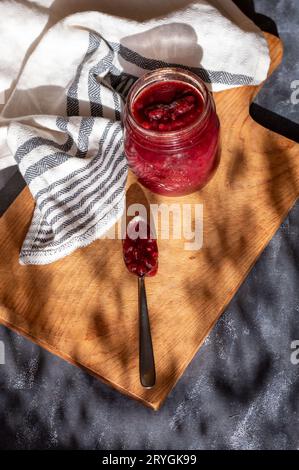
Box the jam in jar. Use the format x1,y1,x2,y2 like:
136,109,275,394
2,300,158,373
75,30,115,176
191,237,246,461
124,68,220,196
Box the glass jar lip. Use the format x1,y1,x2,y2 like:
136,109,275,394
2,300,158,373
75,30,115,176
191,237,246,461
125,67,212,140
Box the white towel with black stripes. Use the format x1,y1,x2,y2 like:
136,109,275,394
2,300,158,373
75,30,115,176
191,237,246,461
0,0,270,264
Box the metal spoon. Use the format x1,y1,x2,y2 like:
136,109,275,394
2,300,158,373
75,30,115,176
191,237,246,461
122,216,157,388
138,275,156,388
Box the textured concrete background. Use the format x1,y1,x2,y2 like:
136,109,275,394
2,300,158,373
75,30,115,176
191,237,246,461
0,0,299,450
249,0,299,142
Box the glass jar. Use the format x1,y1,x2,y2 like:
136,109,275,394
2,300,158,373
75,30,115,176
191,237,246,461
123,68,220,196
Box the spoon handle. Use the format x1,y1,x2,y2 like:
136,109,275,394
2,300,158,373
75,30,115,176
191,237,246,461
138,276,156,388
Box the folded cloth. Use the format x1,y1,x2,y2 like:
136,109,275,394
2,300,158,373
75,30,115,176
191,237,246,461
0,0,270,264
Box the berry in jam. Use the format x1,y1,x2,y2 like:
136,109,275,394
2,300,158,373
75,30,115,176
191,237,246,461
123,218,158,278
132,81,203,132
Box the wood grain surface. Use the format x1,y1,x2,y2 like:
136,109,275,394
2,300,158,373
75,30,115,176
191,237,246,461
0,33,298,410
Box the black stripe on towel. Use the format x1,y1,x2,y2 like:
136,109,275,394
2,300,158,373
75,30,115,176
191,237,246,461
109,41,253,86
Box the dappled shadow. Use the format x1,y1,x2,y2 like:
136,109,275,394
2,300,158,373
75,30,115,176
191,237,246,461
213,352,272,405
119,23,203,78
251,104,299,144
4,85,68,119
48,0,196,23
232,0,278,35
2,0,299,445
0,189,55,340
3,0,198,107
3,84,119,122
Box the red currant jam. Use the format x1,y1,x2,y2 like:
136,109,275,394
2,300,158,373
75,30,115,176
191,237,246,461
132,81,204,132
123,219,158,277
124,68,220,196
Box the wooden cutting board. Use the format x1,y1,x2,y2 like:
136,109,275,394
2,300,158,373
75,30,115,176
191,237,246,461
0,33,298,410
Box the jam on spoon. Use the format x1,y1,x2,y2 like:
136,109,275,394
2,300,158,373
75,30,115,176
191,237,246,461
123,217,158,388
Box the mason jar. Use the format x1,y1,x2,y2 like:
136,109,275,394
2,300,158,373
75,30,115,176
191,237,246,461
124,67,220,196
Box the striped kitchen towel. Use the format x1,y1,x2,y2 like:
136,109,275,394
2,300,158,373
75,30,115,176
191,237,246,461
1,1,270,264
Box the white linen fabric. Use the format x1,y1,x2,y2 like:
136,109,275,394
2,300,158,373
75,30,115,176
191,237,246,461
0,0,270,264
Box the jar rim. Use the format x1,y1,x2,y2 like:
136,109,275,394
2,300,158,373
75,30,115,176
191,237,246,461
125,67,212,141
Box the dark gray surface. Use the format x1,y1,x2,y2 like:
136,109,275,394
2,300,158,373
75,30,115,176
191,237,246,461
252,0,299,127
1,0,299,450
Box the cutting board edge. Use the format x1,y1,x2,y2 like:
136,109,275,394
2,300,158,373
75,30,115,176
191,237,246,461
0,312,161,410
0,32,293,410
156,193,299,410
1,190,298,412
